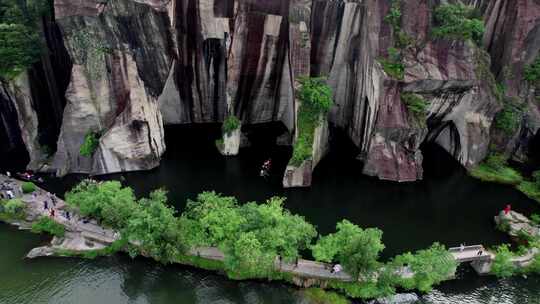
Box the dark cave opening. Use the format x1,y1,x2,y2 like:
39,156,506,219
420,140,464,180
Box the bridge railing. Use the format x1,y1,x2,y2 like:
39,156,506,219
448,245,484,252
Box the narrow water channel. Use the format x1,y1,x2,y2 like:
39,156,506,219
1,125,540,303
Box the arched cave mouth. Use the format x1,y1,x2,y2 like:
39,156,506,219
420,141,464,180
311,126,364,179
526,129,540,172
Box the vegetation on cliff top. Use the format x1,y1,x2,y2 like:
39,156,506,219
290,77,333,166
470,153,523,185
432,3,484,44
470,154,540,204
222,115,241,136
0,0,49,79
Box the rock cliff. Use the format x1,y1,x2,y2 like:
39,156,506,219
0,0,538,185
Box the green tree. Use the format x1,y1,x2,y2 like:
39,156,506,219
184,191,245,246
491,244,516,278
432,3,484,44
80,132,101,157
291,77,333,165
126,189,184,263
65,180,137,228
224,231,274,278
393,243,457,292
0,23,40,79
222,116,241,136
312,220,385,279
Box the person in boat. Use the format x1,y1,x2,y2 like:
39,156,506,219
260,158,272,177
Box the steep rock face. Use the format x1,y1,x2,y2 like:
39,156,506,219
52,0,171,175
480,0,540,161
2,0,538,183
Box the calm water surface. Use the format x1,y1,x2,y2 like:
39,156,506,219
1,125,540,303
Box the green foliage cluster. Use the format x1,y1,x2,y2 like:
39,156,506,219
1,198,25,218
432,3,485,44
401,93,428,121
79,132,101,157
311,220,384,280
56,179,525,299
471,155,540,204
55,239,128,259
531,214,540,226
491,244,517,278
303,288,350,304
494,101,522,136
379,1,412,80
183,192,317,278
391,243,457,292
291,77,333,166
379,46,404,80
470,154,523,185
222,116,241,136
0,0,49,79
517,181,540,204
31,216,65,237
524,55,540,85
21,182,36,193
66,180,183,263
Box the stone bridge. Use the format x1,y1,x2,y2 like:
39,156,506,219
449,245,494,274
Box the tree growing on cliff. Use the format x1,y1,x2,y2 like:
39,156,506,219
312,220,385,279
79,132,101,157
290,77,333,166
432,3,484,44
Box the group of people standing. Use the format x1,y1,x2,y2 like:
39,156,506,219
42,192,70,220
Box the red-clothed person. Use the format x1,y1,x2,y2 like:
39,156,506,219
504,204,512,215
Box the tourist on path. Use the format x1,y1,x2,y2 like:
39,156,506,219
504,204,512,215
331,264,342,274
477,250,483,256
44,201,48,210
49,209,55,217
460,243,465,252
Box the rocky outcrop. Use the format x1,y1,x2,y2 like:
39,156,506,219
283,115,329,188
52,0,170,175
0,75,42,169
1,0,539,184
217,128,241,156
480,0,540,161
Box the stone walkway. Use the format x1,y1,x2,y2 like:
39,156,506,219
0,175,118,256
